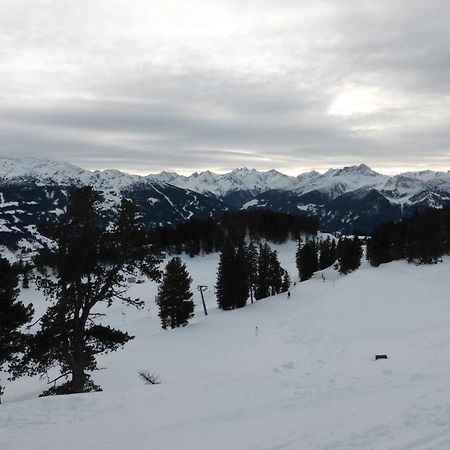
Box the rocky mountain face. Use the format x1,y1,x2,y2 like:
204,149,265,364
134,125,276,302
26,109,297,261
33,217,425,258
150,163,450,233
1,158,450,254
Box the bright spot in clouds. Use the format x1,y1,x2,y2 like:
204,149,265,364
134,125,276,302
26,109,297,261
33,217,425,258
328,87,390,117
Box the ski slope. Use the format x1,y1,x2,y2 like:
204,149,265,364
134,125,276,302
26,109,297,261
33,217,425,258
2,242,450,450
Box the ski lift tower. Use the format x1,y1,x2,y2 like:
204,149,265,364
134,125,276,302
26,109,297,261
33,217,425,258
197,285,208,316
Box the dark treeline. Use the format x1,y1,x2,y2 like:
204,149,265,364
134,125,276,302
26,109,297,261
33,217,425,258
296,235,362,281
367,206,450,266
336,236,363,274
150,210,319,256
216,239,290,310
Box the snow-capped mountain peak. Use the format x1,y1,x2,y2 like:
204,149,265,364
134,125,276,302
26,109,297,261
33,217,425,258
0,157,90,185
2,157,450,240
2,158,449,206
294,164,388,199
325,164,381,178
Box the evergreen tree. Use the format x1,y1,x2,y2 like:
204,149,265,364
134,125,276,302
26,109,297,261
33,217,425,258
29,187,161,395
295,236,301,279
158,257,194,329
367,206,450,267
337,235,363,274
215,239,249,310
254,242,287,298
246,241,259,303
255,243,271,300
216,239,236,310
267,249,283,295
233,241,249,308
296,238,318,281
319,237,337,270
150,210,319,256
0,257,34,403
412,209,442,264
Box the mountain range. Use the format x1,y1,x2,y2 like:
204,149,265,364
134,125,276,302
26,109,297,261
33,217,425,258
1,157,449,254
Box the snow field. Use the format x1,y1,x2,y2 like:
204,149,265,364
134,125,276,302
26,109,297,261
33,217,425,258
2,242,450,449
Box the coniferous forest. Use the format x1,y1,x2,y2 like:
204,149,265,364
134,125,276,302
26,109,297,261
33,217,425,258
150,210,319,256
215,239,289,310
367,206,450,266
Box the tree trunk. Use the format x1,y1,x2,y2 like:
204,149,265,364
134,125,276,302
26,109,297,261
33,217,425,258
70,360,86,393
69,312,88,394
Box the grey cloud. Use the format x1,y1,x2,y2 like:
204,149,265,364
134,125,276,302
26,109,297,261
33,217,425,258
0,0,449,174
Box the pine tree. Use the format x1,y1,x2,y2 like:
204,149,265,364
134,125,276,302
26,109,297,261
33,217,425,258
158,257,194,329
216,239,236,310
233,241,249,308
337,235,363,274
413,209,442,264
295,239,302,280
215,239,249,310
246,241,258,303
368,205,450,267
319,237,336,270
255,243,271,300
29,187,161,395
267,249,283,295
296,238,318,281
0,257,34,403
254,243,287,298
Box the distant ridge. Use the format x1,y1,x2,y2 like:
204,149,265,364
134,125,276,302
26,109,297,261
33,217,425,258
1,157,450,254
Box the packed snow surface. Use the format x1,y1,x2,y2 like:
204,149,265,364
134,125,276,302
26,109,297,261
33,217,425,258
2,243,450,449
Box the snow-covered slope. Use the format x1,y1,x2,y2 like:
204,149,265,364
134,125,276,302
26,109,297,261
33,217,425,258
0,157,91,185
3,244,450,449
0,157,143,191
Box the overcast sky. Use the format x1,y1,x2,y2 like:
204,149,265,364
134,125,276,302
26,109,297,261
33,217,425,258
1,0,450,175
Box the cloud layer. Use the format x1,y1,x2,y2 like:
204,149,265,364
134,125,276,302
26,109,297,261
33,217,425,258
1,0,450,174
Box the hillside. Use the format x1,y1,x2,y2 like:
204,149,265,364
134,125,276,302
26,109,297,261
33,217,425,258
2,243,450,449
